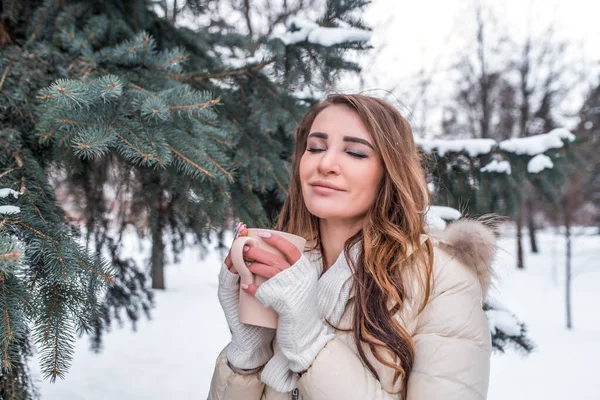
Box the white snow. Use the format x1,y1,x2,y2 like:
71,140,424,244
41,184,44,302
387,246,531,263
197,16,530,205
0,188,20,199
499,130,573,156
28,226,600,400
308,27,372,47
527,154,554,174
425,212,447,231
486,309,522,337
481,160,512,175
416,129,574,159
425,206,462,231
415,137,497,157
273,18,371,47
547,127,576,142
429,205,461,220
0,205,20,214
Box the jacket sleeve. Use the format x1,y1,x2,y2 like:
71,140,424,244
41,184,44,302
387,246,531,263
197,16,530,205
208,344,266,400
406,255,491,400
296,338,400,400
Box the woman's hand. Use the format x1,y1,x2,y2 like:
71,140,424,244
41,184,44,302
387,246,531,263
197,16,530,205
217,221,276,371
223,221,248,273
239,232,334,375
239,231,302,296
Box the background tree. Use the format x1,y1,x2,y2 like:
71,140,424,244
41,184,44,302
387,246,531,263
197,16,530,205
439,2,583,269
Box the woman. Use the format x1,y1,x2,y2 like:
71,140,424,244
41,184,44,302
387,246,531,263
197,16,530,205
209,94,496,400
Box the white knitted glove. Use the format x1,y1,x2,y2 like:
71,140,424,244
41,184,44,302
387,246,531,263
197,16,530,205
255,254,335,373
217,264,276,370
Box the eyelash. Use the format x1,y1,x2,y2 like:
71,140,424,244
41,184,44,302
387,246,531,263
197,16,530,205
306,148,368,159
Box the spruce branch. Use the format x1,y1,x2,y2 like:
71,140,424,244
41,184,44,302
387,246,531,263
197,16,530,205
167,99,219,110
75,259,115,284
204,153,232,181
43,286,59,343
150,55,186,70
0,252,20,261
0,63,11,91
180,58,276,82
5,288,36,314
0,272,14,342
272,173,287,195
167,145,213,178
111,128,154,164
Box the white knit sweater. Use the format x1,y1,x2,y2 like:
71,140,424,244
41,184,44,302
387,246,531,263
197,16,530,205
254,242,361,392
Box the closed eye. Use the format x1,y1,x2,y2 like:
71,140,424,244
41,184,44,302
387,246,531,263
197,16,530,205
306,148,367,159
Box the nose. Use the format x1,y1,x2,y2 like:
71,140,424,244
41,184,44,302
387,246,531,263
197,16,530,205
317,149,340,175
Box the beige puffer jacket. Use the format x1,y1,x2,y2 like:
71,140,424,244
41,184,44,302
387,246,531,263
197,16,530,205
208,220,495,400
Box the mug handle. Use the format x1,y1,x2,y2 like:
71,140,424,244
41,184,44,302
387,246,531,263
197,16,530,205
230,236,260,286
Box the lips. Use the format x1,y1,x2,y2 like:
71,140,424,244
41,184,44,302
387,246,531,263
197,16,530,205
310,181,344,191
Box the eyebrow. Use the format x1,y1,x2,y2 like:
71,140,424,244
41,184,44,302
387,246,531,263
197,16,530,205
308,132,375,150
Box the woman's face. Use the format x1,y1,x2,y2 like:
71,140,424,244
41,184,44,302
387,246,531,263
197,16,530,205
299,104,384,223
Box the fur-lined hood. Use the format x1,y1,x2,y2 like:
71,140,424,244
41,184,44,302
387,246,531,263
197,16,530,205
429,218,497,297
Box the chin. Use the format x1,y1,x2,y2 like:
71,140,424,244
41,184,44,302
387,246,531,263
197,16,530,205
305,204,352,220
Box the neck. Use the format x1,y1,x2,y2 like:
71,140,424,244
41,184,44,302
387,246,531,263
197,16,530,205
318,217,363,272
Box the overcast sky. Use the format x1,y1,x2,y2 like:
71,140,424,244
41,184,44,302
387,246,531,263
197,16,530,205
337,0,599,135
358,0,598,86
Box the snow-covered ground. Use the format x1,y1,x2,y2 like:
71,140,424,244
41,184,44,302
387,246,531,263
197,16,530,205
29,226,600,399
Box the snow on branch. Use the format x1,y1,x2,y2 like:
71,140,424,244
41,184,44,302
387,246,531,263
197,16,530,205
0,206,20,215
481,160,512,175
273,18,371,47
486,309,523,337
527,154,554,173
0,188,20,199
416,128,574,159
425,205,461,231
499,128,575,156
415,138,496,157
0,188,21,214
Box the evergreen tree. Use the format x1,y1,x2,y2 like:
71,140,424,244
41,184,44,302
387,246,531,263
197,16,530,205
577,83,600,230
1,0,372,396
420,129,579,220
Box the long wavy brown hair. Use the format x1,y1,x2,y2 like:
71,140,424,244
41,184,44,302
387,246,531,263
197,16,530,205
274,93,434,394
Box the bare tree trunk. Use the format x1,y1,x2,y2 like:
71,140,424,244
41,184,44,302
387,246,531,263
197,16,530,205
151,186,165,290
516,208,525,269
564,180,576,329
475,3,491,139
526,196,539,253
565,214,572,329
172,0,179,25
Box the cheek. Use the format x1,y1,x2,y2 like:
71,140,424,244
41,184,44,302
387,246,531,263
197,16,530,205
356,161,383,186
299,154,309,182
356,162,383,199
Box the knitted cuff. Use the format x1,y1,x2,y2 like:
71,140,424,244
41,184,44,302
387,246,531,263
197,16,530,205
260,351,298,392
226,338,274,370
255,254,319,312
218,264,275,370
255,254,334,372
217,265,239,322
218,263,240,288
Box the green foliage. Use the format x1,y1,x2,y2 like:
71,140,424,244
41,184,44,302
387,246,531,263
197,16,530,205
36,71,231,183
422,134,581,217
483,303,535,354
0,0,373,396
1,130,115,384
